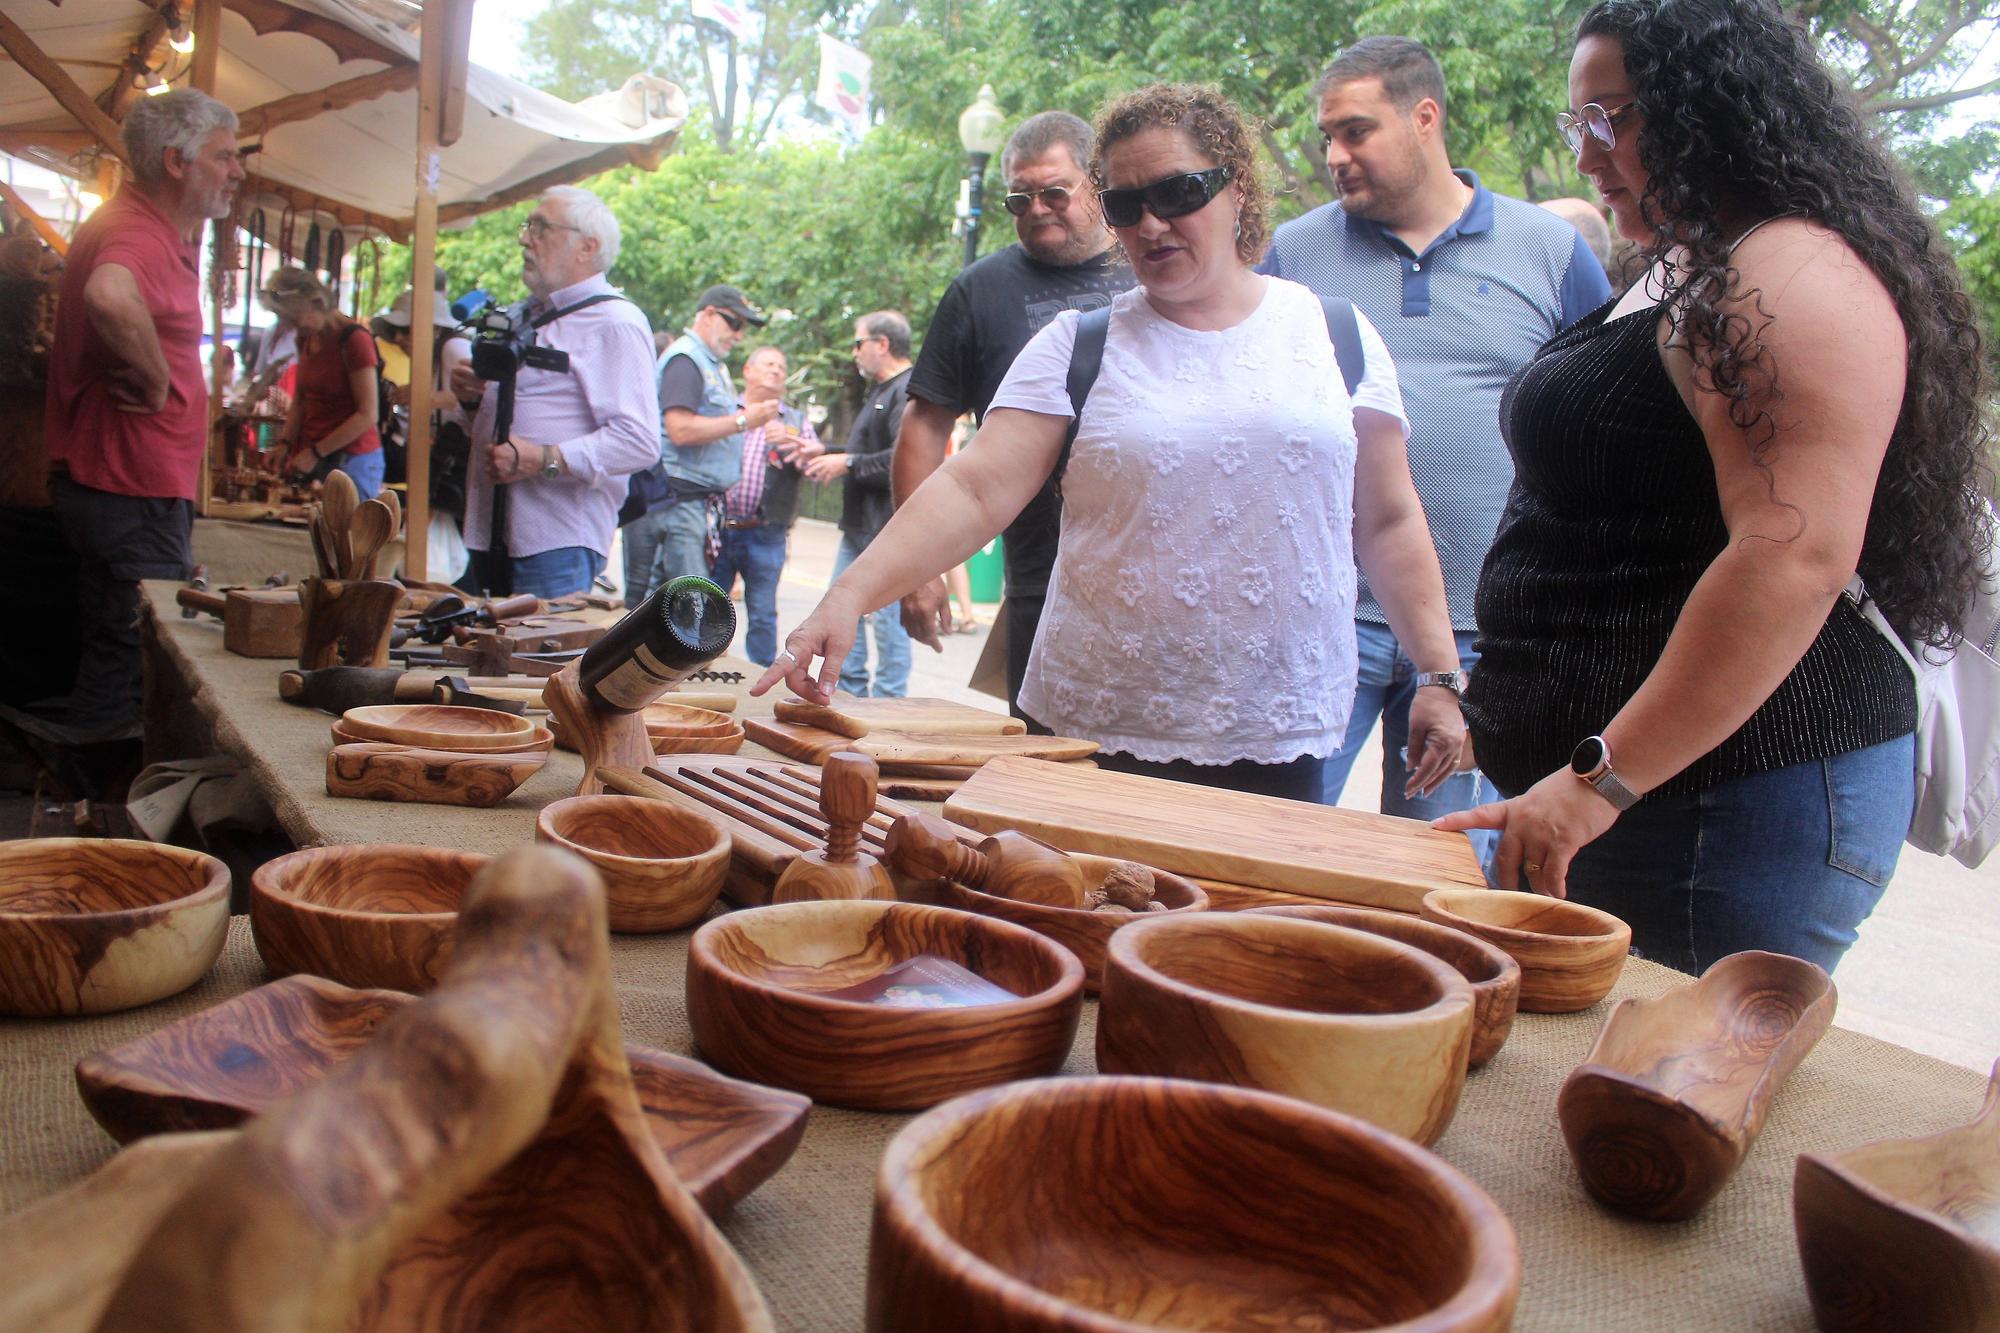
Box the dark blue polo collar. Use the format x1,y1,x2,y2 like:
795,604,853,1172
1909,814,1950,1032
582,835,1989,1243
1344,169,1493,316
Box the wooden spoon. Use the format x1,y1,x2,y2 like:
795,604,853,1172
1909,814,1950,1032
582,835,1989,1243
377,487,402,539
348,499,394,581
307,509,337,580
321,468,359,579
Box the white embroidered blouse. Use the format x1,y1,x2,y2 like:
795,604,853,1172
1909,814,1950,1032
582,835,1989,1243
988,277,1405,764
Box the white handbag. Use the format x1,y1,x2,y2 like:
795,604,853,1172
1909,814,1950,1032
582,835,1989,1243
1848,500,2000,869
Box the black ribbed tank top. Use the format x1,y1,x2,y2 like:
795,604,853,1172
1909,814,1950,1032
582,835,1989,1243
1462,299,1916,799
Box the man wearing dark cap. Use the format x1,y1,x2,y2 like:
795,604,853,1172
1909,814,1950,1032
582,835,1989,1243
626,283,774,602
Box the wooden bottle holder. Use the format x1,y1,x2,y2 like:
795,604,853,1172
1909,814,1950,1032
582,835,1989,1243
544,662,655,799
297,578,404,671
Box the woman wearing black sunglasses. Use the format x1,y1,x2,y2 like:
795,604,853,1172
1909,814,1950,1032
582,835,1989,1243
1436,0,1991,973
757,84,1465,801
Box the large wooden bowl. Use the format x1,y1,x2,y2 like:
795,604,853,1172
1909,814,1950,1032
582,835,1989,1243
1097,914,1475,1145
1559,950,1835,1220
72,974,810,1218
867,1076,1520,1332
331,718,556,757
1247,903,1521,1067
928,854,1207,992
249,844,489,992
0,839,229,1017
1421,888,1631,1013
339,703,537,751
687,900,1084,1110
1794,1059,2000,1331
537,795,732,933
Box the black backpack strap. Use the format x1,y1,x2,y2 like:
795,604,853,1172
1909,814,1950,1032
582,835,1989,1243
530,291,633,329
1056,305,1112,486
1321,295,1364,397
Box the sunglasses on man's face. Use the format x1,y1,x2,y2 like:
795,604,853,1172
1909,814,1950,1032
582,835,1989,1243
717,310,746,332
1096,165,1233,229
1002,185,1076,217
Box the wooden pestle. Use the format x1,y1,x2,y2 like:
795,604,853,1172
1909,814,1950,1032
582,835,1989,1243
884,813,1086,910
770,752,895,904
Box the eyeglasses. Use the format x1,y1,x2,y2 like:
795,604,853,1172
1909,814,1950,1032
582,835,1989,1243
519,216,582,241
717,310,746,333
1096,165,1233,229
1002,185,1076,217
1556,100,1638,155
851,334,881,349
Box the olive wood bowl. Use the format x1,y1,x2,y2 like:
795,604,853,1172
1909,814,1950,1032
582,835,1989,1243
1097,913,1475,1145
1247,903,1521,1067
687,900,1084,1110
339,703,537,751
926,854,1208,992
1558,949,1835,1220
1794,1058,2000,1331
0,838,230,1017
1420,888,1631,1013
331,717,556,757
536,795,733,933
639,702,741,738
551,717,746,757
73,973,810,1218
867,1075,1520,1332
249,844,490,992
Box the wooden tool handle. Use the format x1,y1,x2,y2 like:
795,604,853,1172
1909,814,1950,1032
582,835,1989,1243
884,812,990,886
175,588,227,616
482,594,544,623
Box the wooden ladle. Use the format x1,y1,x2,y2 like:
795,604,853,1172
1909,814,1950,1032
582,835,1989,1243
0,845,774,1332
347,497,395,581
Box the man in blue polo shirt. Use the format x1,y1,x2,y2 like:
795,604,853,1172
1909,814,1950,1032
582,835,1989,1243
1262,35,1611,825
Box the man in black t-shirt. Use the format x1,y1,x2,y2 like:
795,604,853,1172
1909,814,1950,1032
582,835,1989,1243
893,111,1135,727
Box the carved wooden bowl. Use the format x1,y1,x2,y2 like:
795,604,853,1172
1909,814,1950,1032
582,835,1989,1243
1097,914,1475,1145
72,974,810,1218
339,703,537,751
1247,903,1521,1068
0,838,229,1017
867,1075,1520,1332
1420,888,1631,1013
331,718,556,757
1794,1059,2000,1331
536,795,732,933
639,702,740,738
687,900,1085,1110
249,844,489,992
1559,950,1835,1220
928,854,1208,993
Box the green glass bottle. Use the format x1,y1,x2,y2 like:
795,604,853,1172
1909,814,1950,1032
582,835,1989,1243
576,575,736,714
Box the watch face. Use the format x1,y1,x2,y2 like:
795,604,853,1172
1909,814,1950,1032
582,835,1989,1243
1571,736,1607,777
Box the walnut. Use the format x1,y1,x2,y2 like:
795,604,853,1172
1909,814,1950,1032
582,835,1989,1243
1097,861,1157,911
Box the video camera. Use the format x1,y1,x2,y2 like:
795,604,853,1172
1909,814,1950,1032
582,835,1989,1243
466,299,570,383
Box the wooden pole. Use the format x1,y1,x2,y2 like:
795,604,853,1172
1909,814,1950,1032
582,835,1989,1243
193,0,223,519
404,0,448,583
0,10,130,164
0,180,69,256
190,0,221,92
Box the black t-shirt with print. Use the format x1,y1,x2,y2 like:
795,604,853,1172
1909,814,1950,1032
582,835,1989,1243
907,244,1134,598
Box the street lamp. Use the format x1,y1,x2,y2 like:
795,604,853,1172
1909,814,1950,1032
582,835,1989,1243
957,84,1006,268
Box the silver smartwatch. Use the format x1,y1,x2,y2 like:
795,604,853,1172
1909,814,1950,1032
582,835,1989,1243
1570,735,1640,811
1412,670,1464,697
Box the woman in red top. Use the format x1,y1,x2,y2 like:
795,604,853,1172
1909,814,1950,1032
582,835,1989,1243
266,266,383,498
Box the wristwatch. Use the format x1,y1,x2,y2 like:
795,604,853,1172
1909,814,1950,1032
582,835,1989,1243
1570,735,1641,811
734,413,748,432
1412,670,1464,697
540,446,562,481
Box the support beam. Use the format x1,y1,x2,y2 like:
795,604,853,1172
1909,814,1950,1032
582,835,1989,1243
438,0,475,147
435,136,679,224
0,179,69,256
235,65,418,138
404,0,454,583
190,0,220,92
0,9,129,164
0,130,96,155
221,0,407,68
103,1,184,123
242,170,409,242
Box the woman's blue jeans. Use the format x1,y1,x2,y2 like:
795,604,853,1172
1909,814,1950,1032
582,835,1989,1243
1524,733,1914,976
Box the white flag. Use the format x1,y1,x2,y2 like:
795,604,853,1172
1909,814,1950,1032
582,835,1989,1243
690,0,750,43
815,34,872,137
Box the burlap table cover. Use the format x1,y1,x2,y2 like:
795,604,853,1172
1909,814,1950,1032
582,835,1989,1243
190,517,406,592
0,584,1980,1330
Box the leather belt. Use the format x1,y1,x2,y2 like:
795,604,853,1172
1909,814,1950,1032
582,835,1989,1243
720,516,764,530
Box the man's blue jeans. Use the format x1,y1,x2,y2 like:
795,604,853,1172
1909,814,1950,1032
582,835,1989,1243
831,530,909,697
621,499,707,607
711,525,789,667
510,545,604,599
1324,619,1489,824
1541,733,1913,976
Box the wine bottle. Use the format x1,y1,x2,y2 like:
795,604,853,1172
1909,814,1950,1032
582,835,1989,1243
577,575,736,713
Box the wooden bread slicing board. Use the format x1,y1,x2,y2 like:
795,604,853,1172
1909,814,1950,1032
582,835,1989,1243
743,717,1097,770
942,755,1487,914
774,696,1026,738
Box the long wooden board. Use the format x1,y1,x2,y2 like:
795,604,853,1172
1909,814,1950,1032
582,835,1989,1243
774,696,1025,738
942,755,1486,913
743,718,1097,769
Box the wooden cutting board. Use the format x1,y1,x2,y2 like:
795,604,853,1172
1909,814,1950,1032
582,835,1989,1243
943,755,1486,913
774,696,1025,738
743,718,1097,769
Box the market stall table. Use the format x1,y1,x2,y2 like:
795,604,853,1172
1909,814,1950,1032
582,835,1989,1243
0,581,1984,1329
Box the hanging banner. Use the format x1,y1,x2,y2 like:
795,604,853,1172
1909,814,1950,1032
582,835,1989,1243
814,33,872,137
691,0,750,42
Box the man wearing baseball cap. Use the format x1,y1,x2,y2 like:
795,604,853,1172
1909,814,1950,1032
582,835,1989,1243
625,282,772,603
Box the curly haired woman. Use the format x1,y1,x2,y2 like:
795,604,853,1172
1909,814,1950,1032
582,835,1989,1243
1440,0,1994,974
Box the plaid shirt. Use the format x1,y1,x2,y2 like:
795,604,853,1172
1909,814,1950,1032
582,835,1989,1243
724,403,818,521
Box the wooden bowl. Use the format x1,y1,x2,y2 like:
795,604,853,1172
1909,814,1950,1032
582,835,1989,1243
549,717,745,757
326,743,546,808
867,1075,1520,1332
639,701,740,738
331,718,556,757
687,900,1085,1110
1247,903,1521,1067
536,795,732,933
249,844,489,992
0,838,229,1017
1559,950,1835,1220
1097,913,1475,1145
1421,888,1631,1013
339,703,536,751
1794,1059,2000,1331
928,854,1207,992
72,973,810,1218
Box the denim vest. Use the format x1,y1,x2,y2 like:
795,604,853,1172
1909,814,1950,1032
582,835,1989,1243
657,330,743,494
